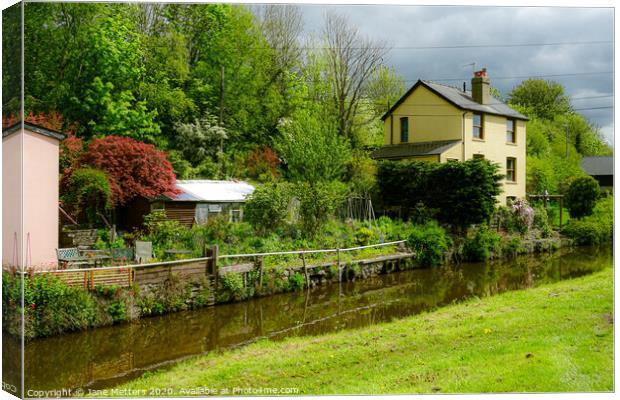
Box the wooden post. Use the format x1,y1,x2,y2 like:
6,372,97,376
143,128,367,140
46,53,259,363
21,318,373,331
128,268,133,287
211,245,219,290
257,257,264,290
336,248,341,283
89,270,94,290
83,271,88,289
301,252,309,289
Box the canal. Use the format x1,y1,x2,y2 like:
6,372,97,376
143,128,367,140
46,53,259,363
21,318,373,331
3,245,612,393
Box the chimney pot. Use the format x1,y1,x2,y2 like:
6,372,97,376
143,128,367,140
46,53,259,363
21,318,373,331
471,67,490,104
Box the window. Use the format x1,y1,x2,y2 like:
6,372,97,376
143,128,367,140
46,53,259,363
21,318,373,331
473,113,483,139
229,208,242,223
400,117,409,143
506,157,516,182
506,119,516,143
447,158,459,162
473,154,485,160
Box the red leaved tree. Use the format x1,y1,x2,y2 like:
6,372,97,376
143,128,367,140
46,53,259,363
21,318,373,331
246,144,280,180
81,136,179,206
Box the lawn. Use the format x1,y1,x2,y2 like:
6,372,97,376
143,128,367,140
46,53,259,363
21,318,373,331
105,267,613,395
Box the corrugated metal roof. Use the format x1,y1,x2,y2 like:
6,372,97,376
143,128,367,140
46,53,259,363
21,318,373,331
581,156,614,176
371,139,461,160
165,180,255,202
381,80,529,121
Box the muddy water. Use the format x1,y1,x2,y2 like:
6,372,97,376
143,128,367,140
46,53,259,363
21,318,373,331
3,246,612,393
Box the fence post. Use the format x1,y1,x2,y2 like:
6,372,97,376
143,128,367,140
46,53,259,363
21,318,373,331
301,252,309,289
211,245,219,292
256,257,264,291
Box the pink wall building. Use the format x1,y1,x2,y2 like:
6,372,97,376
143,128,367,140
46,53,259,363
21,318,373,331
3,122,64,270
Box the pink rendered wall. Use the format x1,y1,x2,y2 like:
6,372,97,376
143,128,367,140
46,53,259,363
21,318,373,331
22,130,59,269
2,132,23,268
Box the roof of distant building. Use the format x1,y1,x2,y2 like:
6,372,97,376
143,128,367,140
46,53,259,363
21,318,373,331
580,156,614,177
163,180,255,203
371,139,461,160
381,80,528,121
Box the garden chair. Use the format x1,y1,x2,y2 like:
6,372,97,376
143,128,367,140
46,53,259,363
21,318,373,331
135,241,154,264
56,247,89,269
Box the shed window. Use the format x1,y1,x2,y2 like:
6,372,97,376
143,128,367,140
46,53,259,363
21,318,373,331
400,117,409,143
473,113,483,139
506,119,516,143
229,208,242,223
506,157,516,182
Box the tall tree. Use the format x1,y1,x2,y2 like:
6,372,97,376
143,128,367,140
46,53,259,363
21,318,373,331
507,79,572,120
321,12,390,142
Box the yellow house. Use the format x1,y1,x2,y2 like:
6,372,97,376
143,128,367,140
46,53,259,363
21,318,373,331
372,69,528,205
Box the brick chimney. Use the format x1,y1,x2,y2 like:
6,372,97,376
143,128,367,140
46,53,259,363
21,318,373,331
471,68,490,104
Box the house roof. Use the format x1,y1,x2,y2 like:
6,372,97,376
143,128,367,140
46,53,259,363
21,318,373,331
371,139,461,160
163,180,255,203
2,121,65,141
381,80,529,121
580,156,614,176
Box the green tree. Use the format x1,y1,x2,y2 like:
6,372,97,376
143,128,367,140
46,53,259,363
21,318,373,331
174,112,227,166
294,181,347,237
275,106,352,182
508,79,572,120
426,160,503,232
565,176,601,219
60,167,112,224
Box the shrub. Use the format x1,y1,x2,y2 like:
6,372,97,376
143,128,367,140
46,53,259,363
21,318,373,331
143,211,192,257
563,195,613,245
563,219,605,245
407,221,452,267
107,300,128,323
378,159,502,231
3,273,98,339
220,273,246,301
510,199,535,234
289,272,305,291
565,176,600,219
355,226,377,246
461,225,501,262
532,204,553,238
244,182,292,234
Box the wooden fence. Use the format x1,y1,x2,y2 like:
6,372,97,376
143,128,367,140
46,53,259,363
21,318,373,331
29,241,405,290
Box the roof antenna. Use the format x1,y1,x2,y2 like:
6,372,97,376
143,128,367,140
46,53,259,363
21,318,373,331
463,62,476,74
463,82,466,92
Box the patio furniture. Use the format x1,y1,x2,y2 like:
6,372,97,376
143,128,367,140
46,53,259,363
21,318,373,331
111,247,135,265
56,248,112,269
57,247,90,269
135,241,154,263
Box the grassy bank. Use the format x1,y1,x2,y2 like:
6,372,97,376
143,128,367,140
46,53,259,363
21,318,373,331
107,267,613,395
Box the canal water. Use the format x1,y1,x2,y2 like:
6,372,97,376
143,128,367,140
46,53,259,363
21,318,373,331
3,246,612,393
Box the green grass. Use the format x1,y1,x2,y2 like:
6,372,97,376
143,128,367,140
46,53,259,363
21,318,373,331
107,268,613,395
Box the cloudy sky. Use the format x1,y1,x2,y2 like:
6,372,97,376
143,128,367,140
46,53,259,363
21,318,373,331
296,5,614,145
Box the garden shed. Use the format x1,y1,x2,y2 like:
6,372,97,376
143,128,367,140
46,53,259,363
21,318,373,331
2,122,64,269
122,180,255,229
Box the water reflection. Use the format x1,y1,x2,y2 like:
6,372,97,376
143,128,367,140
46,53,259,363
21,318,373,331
3,246,612,392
